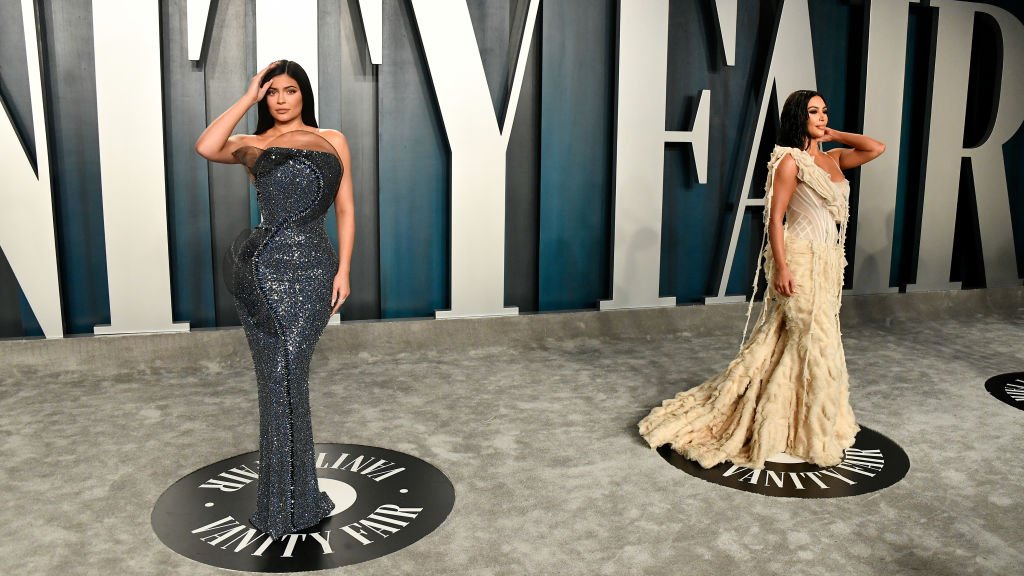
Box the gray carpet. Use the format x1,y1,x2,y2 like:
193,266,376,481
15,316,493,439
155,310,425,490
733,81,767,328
1,288,1022,575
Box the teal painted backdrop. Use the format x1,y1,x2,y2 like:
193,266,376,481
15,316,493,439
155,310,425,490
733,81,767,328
0,0,1021,338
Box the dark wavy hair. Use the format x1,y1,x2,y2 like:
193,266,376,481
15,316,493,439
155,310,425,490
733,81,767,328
777,89,823,150
254,60,318,135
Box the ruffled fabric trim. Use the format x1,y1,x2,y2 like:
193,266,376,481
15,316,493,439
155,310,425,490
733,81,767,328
739,146,850,349
766,146,849,223
636,146,859,470
638,236,858,469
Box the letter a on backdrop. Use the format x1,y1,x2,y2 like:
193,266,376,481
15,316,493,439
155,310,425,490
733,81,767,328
707,0,817,304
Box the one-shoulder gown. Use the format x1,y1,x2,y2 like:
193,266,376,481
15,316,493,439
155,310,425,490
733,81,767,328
638,146,859,470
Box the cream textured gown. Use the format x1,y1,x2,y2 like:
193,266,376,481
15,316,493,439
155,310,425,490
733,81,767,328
639,146,859,469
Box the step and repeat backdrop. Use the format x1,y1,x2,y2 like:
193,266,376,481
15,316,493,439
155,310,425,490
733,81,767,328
0,0,1021,339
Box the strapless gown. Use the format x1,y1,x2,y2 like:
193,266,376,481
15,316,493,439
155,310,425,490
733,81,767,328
639,146,859,469
231,131,343,540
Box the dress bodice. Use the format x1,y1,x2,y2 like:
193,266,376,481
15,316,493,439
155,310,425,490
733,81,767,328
250,147,342,226
762,146,851,247
233,131,344,227
786,177,850,245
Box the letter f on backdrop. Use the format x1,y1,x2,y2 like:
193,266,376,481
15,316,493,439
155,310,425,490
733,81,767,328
410,0,540,319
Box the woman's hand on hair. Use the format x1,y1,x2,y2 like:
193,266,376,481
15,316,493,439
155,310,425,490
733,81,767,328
827,130,886,170
245,61,279,105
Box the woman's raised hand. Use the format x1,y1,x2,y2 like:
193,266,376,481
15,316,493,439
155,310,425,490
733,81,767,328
245,61,279,105
196,61,283,162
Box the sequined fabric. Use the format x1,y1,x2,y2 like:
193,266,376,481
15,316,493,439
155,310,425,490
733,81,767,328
232,141,343,540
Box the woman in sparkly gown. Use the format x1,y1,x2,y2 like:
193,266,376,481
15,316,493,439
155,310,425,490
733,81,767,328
195,60,354,539
638,90,885,470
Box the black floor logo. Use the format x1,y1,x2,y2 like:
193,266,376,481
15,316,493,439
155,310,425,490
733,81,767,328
152,444,455,572
657,426,909,498
985,372,1024,411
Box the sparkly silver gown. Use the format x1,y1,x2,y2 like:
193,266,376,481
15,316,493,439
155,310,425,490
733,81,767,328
232,131,342,540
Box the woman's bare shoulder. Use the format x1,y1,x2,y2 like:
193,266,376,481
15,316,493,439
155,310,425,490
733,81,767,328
776,153,797,176
317,128,350,154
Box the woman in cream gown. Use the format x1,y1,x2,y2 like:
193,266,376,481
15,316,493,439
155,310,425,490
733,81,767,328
639,90,885,470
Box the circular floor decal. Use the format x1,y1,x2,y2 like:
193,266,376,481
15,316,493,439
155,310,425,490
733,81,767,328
656,426,909,498
152,444,455,572
985,372,1024,411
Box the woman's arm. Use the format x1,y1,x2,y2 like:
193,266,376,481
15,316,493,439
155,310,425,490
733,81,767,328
328,132,355,314
769,155,798,297
823,129,885,170
194,62,276,163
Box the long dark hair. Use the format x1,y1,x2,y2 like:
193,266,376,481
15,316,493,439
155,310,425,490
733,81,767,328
777,89,823,150
254,60,318,135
